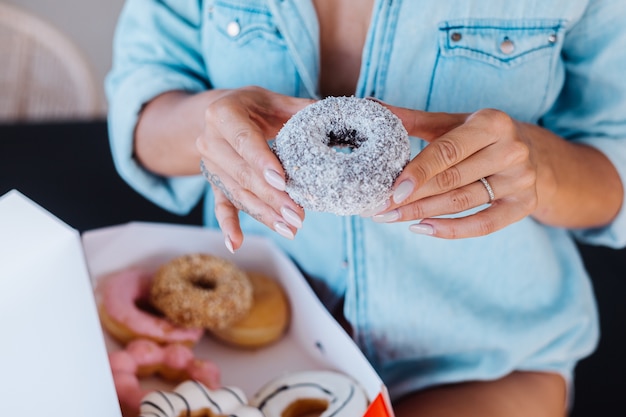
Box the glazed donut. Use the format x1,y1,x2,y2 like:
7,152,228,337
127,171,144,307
210,271,290,348
274,96,410,215
250,370,369,417
139,381,263,417
108,339,221,416
96,268,204,346
151,254,253,330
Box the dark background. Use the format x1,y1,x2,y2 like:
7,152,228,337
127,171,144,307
1,121,624,416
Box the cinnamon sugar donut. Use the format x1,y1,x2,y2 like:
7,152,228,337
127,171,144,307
150,254,253,330
274,96,410,215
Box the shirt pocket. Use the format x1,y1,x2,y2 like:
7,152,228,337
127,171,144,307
203,0,299,94
427,19,565,122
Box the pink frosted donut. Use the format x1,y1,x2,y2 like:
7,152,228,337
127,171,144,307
274,96,411,215
108,339,221,416
97,268,204,346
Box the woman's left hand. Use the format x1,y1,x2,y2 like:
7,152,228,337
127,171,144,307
366,105,621,239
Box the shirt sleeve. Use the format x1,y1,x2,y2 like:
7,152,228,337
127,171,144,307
540,0,626,249
105,0,208,215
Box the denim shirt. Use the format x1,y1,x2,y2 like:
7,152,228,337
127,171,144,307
106,0,626,400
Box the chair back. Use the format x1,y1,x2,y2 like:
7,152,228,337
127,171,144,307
0,3,102,122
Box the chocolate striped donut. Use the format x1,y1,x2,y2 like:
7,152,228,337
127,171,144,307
250,370,369,417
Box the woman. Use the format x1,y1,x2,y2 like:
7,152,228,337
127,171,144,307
106,0,626,415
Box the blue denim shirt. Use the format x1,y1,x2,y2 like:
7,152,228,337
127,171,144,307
106,0,626,400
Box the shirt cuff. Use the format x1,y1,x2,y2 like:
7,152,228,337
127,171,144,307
570,136,626,248
106,66,208,215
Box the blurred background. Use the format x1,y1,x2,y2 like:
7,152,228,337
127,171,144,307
1,1,624,415
1,0,123,121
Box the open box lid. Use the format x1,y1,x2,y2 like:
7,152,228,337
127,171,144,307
0,190,121,416
0,190,393,417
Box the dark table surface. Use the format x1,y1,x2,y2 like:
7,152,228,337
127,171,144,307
1,120,624,416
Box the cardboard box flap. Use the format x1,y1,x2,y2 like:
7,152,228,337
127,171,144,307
0,190,121,416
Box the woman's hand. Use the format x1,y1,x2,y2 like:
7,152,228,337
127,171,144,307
195,86,314,251
366,105,622,239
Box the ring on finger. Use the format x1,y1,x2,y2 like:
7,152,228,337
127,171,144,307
479,177,496,203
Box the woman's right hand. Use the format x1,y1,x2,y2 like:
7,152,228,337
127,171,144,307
196,86,314,252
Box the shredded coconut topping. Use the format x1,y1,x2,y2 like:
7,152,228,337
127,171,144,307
274,96,410,215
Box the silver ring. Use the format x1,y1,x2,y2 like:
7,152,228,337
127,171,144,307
479,177,495,203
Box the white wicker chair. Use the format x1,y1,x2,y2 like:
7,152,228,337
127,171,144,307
0,3,101,122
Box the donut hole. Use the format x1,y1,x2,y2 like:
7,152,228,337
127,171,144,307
134,296,165,318
327,128,366,154
191,275,217,291
282,398,329,417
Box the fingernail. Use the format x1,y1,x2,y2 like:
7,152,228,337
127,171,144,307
224,235,235,254
360,199,390,217
372,209,400,223
281,206,302,229
409,223,434,235
264,169,286,191
274,221,295,240
393,180,414,204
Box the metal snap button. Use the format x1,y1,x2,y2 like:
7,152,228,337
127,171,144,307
450,32,462,42
499,38,515,54
226,21,241,37
548,33,557,43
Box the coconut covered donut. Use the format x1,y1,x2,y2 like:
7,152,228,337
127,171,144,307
274,96,410,215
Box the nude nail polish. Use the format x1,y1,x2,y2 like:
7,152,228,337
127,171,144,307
360,199,390,217
264,169,286,191
274,221,295,240
281,206,303,229
372,209,400,223
393,180,414,204
409,223,434,235
224,235,235,254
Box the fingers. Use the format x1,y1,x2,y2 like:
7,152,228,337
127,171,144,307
373,179,497,224
196,88,311,249
201,157,302,243
203,89,313,178
407,198,532,239
210,185,242,253
380,102,468,142
197,120,304,241
394,112,514,205
373,177,536,239
364,105,539,239
204,100,284,177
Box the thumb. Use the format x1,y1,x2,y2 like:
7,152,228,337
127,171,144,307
382,103,468,142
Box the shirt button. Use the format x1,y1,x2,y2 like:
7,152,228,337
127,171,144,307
499,39,515,54
548,33,558,44
226,21,241,37
450,32,462,42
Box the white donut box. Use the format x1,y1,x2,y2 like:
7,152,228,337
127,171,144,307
0,190,394,417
